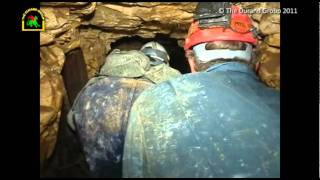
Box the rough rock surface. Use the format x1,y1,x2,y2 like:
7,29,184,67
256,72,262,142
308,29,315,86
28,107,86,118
239,2,280,88
39,2,281,166
40,2,280,84
41,2,196,78
257,42,280,89
40,60,65,167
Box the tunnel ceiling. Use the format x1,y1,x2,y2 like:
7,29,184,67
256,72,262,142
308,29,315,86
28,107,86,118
40,2,196,78
40,2,280,167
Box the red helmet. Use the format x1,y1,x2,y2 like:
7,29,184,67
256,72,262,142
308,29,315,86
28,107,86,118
184,5,257,51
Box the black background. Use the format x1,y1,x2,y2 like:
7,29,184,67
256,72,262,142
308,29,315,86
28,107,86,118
3,1,318,178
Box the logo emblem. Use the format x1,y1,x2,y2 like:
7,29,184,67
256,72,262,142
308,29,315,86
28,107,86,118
22,8,45,31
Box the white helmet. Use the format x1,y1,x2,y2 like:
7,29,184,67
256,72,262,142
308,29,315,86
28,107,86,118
140,41,170,65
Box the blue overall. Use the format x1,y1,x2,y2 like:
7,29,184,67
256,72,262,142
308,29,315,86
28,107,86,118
123,62,280,178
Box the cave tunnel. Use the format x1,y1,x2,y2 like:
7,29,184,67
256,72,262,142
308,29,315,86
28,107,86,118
110,34,191,74
42,34,191,178
40,2,280,178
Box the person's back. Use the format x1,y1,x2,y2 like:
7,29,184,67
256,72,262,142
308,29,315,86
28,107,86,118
73,76,152,177
123,62,279,178
123,3,280,178
69,50,154,177
69,47,181,177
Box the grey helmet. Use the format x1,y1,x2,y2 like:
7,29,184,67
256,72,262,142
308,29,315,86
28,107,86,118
140,41,170,66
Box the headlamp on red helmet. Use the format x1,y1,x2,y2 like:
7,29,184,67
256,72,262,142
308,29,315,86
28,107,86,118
184,5,258,51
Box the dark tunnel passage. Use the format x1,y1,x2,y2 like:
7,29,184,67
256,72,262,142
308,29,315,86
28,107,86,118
110,34,191,74
61,48,89,104
41,35,191,178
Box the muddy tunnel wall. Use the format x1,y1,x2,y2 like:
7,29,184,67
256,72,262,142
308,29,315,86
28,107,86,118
39,2,280,177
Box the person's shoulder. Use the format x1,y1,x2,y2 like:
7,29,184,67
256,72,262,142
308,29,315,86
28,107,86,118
134,72,206,102
165,65,182,76
130,73,214,119
118,77,154,86
82,77,152,95
135,79,174,101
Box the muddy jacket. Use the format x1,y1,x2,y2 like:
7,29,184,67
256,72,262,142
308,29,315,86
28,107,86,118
71,77,152,177
145,63,181,84
67,50,181,177
123,62,280,178
99,49,181,84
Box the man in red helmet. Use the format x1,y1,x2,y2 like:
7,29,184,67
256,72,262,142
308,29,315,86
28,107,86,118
122,2,280,178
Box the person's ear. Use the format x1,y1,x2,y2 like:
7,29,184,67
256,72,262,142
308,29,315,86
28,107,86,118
255,61,260,73
188,58,197,73
185,50,197,73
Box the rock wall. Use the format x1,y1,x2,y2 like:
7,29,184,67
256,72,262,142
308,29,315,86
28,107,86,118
39,2,280,166
40,60,64,167
237,2,280,89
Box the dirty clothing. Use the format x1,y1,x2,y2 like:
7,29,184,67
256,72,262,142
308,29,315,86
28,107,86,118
99,50,150,78
68,50,181,177
123,62,280,178
99,49,181,83
72,77,153,177
145,63,181,84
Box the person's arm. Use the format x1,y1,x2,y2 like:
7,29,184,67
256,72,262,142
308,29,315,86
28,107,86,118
66,77,101,131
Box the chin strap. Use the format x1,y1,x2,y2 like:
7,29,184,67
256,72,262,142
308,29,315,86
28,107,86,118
193,42,252,63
